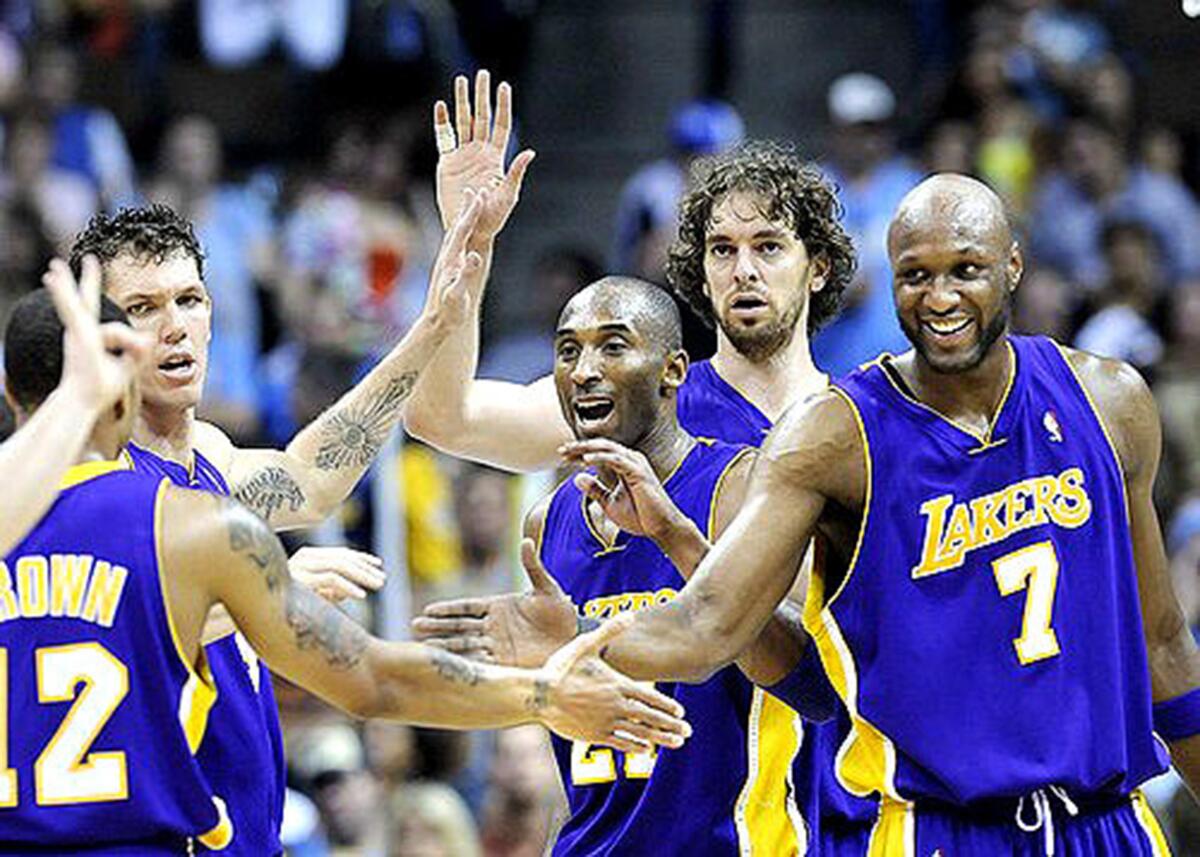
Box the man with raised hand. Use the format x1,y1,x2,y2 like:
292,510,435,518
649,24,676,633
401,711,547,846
0,256,149,556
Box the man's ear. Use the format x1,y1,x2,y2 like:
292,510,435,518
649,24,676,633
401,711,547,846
4,389,28,429
809,253,831,294
1007,241,1025,294
661,349,690,395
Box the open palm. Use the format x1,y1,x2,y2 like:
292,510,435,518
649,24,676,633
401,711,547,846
434,70,535,241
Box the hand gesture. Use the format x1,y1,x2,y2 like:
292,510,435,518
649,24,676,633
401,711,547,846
43,256,151,414
289,546,386,603
561,439,691,543
434,69,535,241
413,537,577,668
535,608,690,752
422,190,485,332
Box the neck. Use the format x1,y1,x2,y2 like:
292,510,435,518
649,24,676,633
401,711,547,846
710,326,827,421
629,418,694,481
132,402,196,467
906,337,1014,431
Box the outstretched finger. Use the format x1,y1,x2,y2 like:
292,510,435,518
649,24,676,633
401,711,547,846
433,100,455,154
422,597,492,619
613,719,685,750
493,81,513,153
503,149,536,198
453,75,471,147
79,255,102,316
625,681,686,719
602,729,651,755
557,611,635,668
411,615,488,637
573,473,614,507
519,538,565,596
622,696,690,736
473,69,491,143
43,259,87,332
100,323,151,362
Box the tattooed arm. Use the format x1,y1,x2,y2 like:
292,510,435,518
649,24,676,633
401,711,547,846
192,193,490,530
157,486,691,747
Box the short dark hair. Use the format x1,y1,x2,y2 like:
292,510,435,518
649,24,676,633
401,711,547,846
560,276,683,354
69,204,206,280
666,140,856,333
4,289,128,410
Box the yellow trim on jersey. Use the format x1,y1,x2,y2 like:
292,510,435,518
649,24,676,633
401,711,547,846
152,480,219,751
867,798,915,857
706,446,756,547
871,342,1018,450
58,458,131,490
198,795,234,850
1051,342,1132,523
805,387,903,804
733,688,806,856
1132,790,1172,856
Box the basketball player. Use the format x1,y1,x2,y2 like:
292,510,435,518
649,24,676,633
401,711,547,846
0,256,149,556
406,73,876,851
428,275,831,853
568,173,1199,853
0,285,688,854
64,189,488,855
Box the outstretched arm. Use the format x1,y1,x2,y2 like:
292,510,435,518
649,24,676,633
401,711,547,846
1072,350,1200,799
404,70,571,472
162,488,689,750
597,393,862,683
201,193,485,530
1,257,150,555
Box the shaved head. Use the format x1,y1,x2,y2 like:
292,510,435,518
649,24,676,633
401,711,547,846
889,173,1013,258
558,276,683,354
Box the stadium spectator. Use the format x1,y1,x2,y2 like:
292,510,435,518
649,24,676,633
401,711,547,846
1,112,97,246
480,725,563,857
610,99,744,276
198,0,348,71
1153,281,1200,510
814,71,920,376
389,781,482,857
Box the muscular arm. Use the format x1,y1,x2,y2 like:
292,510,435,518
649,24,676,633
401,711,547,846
1070,349,1200,798
601,393,862,683
652,450,815,686
402,250,570,472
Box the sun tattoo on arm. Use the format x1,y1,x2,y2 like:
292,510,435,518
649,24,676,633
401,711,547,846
314,372,419,470
232,466,306,523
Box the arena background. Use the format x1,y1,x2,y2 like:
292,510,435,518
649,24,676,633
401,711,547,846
1,1,1199,853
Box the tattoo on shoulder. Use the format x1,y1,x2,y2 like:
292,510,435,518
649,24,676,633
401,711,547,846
221,499,288,592
233,467,306,523
285,587,369,670
430,649,482,687
314,372,419,471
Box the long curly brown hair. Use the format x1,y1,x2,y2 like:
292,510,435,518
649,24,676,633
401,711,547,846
666,141,856,333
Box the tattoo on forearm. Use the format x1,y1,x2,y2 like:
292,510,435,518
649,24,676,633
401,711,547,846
233,467,306,523
314,372,418,471
285,587,369,670
430,649,482,686
528,678,550,713
219,497,289,594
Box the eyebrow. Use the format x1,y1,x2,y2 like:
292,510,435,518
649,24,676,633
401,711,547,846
706,228,789,244
555,321,636,338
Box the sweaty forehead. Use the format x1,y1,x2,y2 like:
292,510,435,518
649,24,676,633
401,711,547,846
557,290,642,335
707,190,791,235
889,183,1010,260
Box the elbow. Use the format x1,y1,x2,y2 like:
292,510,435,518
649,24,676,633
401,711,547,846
403,400,462,449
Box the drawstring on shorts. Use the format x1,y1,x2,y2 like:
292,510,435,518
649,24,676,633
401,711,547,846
1014,785,1079,856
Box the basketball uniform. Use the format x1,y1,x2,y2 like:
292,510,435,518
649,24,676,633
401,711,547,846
0,462,231,854
678,360,877,855
815,336,1171,854
124,443,286,856
543,437,808,855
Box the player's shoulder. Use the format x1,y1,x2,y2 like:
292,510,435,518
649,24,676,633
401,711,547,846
1059,344,1158,476
523,492,554,544
191,419,237,474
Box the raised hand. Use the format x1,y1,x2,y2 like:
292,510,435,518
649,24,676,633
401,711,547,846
288,546,386,603
561,438,693,543
433,69,535,241
536,610,690,752
43,256,151,414
413,536,578,668
422,189,486,331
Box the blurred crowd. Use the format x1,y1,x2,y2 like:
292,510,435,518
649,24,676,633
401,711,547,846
0,0,1198,853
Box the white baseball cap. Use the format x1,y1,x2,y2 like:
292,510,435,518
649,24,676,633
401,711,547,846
828,73,896,125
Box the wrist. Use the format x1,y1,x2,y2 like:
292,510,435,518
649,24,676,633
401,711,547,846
51,379,107,418
649,515,703,555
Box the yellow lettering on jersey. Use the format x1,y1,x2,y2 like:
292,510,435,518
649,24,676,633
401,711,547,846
50,555,94,619
581,587,679,620
0,564,18,623
16,557,49,618
912,467,1093,578
80,562,128,628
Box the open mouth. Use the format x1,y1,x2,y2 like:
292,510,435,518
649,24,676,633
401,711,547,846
573,397,615,425
922,317,972,339
158,354,196,379
730,293,769,313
